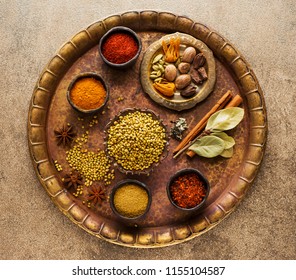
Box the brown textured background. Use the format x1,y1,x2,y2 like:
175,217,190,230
1,0,295,259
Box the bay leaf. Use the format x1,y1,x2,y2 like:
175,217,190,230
211,132,235,149
206,107,244,132
189,135,225,158
220,147,234,158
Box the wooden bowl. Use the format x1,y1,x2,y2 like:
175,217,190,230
67,72,109,114
167,168,210,211
140,32,216,111
99,26,142,69
110,179,152,220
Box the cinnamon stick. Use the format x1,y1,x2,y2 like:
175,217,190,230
224,94,243,109
173,90,233,155
186,94,243,158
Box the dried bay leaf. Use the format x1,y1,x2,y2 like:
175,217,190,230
189,135,225,158
211,132,235,149
206,107,244,132
220,147,234,158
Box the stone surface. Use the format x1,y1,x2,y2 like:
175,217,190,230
0,0,295,260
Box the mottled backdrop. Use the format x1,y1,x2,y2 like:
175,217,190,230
0,0,295,259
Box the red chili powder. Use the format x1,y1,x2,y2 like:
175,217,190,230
170,172,207,209
101,32,138,64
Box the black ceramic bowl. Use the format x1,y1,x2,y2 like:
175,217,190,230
167,168,210,211
67,72,109,114
99,26,142,69
110,179,152,220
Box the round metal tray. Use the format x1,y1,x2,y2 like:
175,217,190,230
28,11,267,248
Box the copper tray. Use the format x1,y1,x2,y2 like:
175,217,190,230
28,11,267,248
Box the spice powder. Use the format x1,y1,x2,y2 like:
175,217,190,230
70,77,106,110
113,183,149,218
170,172,207,209
101,32,138,64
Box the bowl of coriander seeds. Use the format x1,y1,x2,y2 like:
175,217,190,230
104,108,169,175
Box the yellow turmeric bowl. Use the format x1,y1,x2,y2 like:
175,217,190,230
67,72,109,114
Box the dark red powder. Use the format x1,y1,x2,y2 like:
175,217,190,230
170,172,207,209
101,32,138,64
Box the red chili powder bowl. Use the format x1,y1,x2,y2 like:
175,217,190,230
167,168,210,211
99,26,142,68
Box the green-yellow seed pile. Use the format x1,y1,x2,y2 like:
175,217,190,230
54,160,63,172
66,132,114,185
107,111,167,171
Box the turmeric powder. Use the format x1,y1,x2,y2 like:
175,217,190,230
70,77,107,110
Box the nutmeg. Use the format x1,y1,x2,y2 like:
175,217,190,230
164,64,177,82
181,47,197,63
178,62,191,74
175,74,191,90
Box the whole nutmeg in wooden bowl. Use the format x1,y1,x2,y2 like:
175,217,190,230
140,32,216,111
67,72,109,114
167,168,210,211
99,26,142,69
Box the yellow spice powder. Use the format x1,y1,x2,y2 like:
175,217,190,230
70,77,106,110
113,184,149,218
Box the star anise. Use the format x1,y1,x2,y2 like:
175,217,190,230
88,185,106,205
54,124,76,146
63,172,83,189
